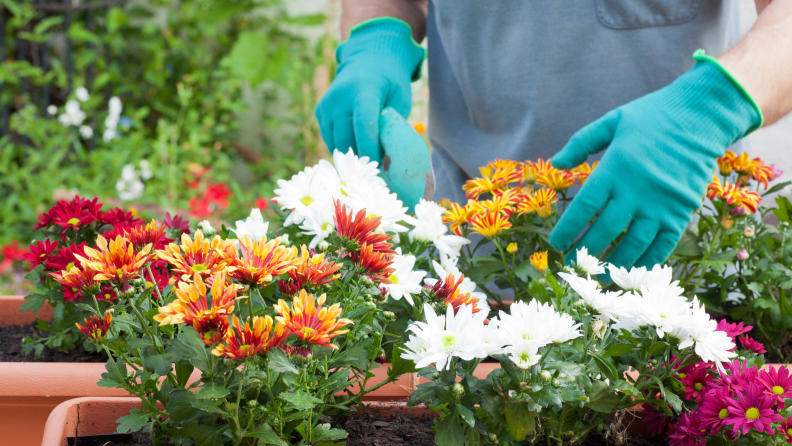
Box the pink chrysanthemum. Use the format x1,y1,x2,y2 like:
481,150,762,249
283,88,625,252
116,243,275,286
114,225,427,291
668,412,707,446
696,387,732,435
641,404,671,437
680,362,712,402
759,366,792,407
738,335,766,355
719,359,760,392
724,383,783,435
716,319,753,342
778,417,792,444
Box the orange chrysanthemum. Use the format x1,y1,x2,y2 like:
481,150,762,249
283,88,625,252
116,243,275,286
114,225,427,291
442,202,472,236
468,209,512,238
752,163,776,189
479,159,520,179
717,151,737,175
730,152,761,176
274,290,352,349
76,235,152,282
530,251,548,272
357,243,395,283
123,219,169,249
478,188,520,216
462,177,498,199
232,236,298,285
51,265,99,301
212,315,288,359
517,188,558,218
333,200,394,254
76,312,112,342
706,176,761,214
155,231,237,284
427,272,483,314
154,271,244,330
535,167,576,191
278,246,342,295
570,161,598,185
193,313,230,346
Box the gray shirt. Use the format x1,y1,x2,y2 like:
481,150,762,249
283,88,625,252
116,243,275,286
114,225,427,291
427,0,744,203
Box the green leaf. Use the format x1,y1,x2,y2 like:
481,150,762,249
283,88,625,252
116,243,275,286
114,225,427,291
329,338,372,370
226,31,270,87
248,423,288,445
514,259,543,282
587,380,620,413
170,327,211,372
98,357,127,388
280,390,323,411
142,353,173,376
196,382,229,399
174,362,194,387
312,423,348,442
436,416,466,446
504,401,536,441
603,342,634,357
268,347,298,375
388,344,416,378
116,409,150,433
591,353,618,382
19,293,46,313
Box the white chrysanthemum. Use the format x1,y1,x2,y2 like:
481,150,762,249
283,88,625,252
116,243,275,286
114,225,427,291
407,199,470,260
383,254,426,305
108,96,122,117
635,285,694,338
232,208,270,242
401,304,491,370
674,299,736,369
575,247,605,275
506,341,541,369
331,150,387,191
274,164,339,227
46,105,57,116
607,264,652,290
496,300,581,347
297,201,336,249
58,99,85,127
139,160,153,180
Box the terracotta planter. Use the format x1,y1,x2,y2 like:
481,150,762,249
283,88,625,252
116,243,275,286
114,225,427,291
0,295,416,444
41,396,433,446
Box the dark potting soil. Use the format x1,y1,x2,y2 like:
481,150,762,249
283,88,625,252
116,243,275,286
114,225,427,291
0,323,105,362
67,431,152,446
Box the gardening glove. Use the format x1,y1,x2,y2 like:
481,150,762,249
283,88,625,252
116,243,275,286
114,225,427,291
549,50,763,269
315,18,425,164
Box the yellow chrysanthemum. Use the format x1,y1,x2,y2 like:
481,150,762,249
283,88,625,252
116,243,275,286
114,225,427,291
232,236,298,285
717,151,737,176
155,231,237,284
517,188,558,218
154,271,244,328
274,290,352,349
443,202,472,236
530,251,548,272
468,209,512,238
76,235,152,282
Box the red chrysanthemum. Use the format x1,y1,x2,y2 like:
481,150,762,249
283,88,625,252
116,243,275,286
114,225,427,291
333,200,394,254
426,272,484,314
356,243,395,283
278,246,342,296
212,315,287,359
76,312,112,342
205,183,231,208
23,239,58,270
35,196,103,231
778,418,792,444
724,383,783,435
51,265,99,302
680,362,712,402
45,242,89,272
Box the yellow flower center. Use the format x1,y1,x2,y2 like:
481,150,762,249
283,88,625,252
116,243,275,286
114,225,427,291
519,352,531,362
191,264,208,272
694,383,703,392
441,334,456,348
301,327,315,338
718,408,728,419
787,428,792,436
678,373,686,379
66,262,75,271
67,217,80,226
773,385,785,395
745,407,760,420
300,195,314,206
389,274,399,284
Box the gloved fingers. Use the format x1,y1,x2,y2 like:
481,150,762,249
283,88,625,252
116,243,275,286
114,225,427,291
332,116,356,154
605,218,660,268
387,83,413,118
315,104,335,154
635,229,683,268
572,198,633,258
549,175,611,251
353,92,384,165
551,110,619,169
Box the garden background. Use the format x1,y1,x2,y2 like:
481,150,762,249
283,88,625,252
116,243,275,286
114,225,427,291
0,0,787,296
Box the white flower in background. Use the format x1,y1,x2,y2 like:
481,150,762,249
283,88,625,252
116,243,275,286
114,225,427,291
636,285,694,338
46,105,57,116
75,86,90,102
383,253,426,305
407,199,470,260
139,160,153,180
197,220,216,236
121,164,137,181
58,100,86,127
79,125,93,139
401,304,491,370
103,96,123,142
575,247,605,275
103,128,117,142
232,208,270,242
108,96,122,116
115,176,144,201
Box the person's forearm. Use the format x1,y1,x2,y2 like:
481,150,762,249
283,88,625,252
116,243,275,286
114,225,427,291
720,0,792,125
340,0,428,42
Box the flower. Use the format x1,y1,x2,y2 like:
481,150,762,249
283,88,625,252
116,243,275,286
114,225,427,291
154,271,244,330
462,177,499,199
778,418,792,444
675,300,736,368
79,125,93,139
58,99,86,126
668,412,707,446
738,335,766,354
120,219,170,250
356,243,395,283
679,362,712,401
76,312,112,342
155,231,237,284
205,183,231,209
274,290,352,349
232,208,269,242
696,386,732,435
724,383,783,435
716,319,753,341
468,209,512,238
35,196,103,233
506,242,518,253
718,151,737,175
407,199,470,260
442,201,473,236
401,303,492,370
75,86,89,102
535,166,576,190
517,188,558,218
100,208,143,227
333,200,394,254
736,249,749,261
496,300,581,348
412,121,426,134
76,235,152,282
232,236,298,285
163,213,190,235
274,163,339,227
574,247,605,275
426,270,484,314
277,246,342,295
529,251,548,272
23,239,59,270
46,242,89,272
744,226,755,237
212,315,288,359
759,366,792,405
383,254,426,305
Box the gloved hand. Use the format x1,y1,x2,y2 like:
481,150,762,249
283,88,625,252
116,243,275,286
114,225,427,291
549,50,763,268
315,18,425,164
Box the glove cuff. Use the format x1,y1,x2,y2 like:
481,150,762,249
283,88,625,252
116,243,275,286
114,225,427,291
337,17,426,82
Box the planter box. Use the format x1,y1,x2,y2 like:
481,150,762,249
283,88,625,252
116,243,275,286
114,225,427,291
0,295,416,444
41,396,433,446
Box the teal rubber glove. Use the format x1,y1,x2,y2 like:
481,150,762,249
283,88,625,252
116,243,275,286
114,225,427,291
379,108,434,212
315,18,425,164
549,50,763,268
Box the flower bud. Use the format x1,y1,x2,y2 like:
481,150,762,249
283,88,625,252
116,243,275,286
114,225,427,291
743,226,755,238
540,370,553,382
519,382,529,390
737,249,749,261
720,216,734,229
506,242,518,254
552,379,561,387
591,319,607,339
452,383,465,396
488,433,498,443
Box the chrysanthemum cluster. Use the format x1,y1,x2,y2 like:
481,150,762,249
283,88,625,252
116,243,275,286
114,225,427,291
706,151,780,217
442,158,596,238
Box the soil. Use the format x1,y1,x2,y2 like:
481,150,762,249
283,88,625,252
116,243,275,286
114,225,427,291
0,323,105,362
67,431,151,446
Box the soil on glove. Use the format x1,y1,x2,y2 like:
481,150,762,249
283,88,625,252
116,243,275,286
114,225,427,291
0,323,105,362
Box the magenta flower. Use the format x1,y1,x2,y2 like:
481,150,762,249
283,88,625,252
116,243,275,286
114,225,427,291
716,319,753,342
738,335,766,355
680,362,713,402
668,412,707,446
641,404,671,436
778,417,792,444
719,359,760,392
759,366,792,406
724,383,783,435
696,386,732,435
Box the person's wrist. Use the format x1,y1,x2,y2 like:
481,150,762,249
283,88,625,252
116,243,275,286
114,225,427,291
336,17,426,81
